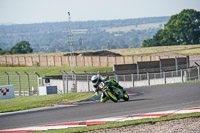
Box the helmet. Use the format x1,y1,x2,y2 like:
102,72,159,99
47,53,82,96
91,75,100,85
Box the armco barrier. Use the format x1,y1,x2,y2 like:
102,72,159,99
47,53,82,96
0,85,15,100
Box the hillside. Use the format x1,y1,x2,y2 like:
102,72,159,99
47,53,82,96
0,16,170,53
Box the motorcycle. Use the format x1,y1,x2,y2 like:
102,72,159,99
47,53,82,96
98,81,129,103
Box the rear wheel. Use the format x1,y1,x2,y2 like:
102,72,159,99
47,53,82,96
105,90,118,103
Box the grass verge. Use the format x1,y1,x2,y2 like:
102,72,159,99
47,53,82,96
0,66,113,77
0,93,94,113
35,112,200,133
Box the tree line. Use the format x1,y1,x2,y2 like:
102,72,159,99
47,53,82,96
0,41,33,55
142,9,200,47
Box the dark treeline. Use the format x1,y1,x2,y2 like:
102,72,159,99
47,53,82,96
142,9,200,47
0,16,169,53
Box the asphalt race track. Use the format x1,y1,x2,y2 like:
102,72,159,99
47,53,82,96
0,82,200,130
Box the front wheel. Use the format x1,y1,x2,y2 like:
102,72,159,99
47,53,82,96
105,90,118,103
123,92,129,101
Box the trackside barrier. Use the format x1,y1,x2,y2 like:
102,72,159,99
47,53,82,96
59,66,200,93
0,66,199,96
58,72,93,93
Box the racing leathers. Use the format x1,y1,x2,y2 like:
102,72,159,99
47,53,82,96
92,76,124,103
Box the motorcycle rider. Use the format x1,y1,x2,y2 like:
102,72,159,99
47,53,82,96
91,74,124,103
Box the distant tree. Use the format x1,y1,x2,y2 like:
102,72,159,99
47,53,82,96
142,9,200,47
0,49,10,55
11,41,33,54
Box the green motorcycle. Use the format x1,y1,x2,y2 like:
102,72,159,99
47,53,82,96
98,81,129,103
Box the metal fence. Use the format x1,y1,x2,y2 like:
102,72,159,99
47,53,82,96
0,72,38,96
59,66,200,93
1,66,199,96
59,71,92,93
111,67,199,88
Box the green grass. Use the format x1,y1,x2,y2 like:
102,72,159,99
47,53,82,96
0,66,113,77
0,72,38,91
0,93,94,113
0,66,112,91
35,112,200,133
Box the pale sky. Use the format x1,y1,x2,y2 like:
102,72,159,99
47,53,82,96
0,0,200,24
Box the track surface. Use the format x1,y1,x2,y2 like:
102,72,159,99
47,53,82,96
1,82,200,130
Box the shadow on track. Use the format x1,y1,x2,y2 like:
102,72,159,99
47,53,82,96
118,98,152,103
